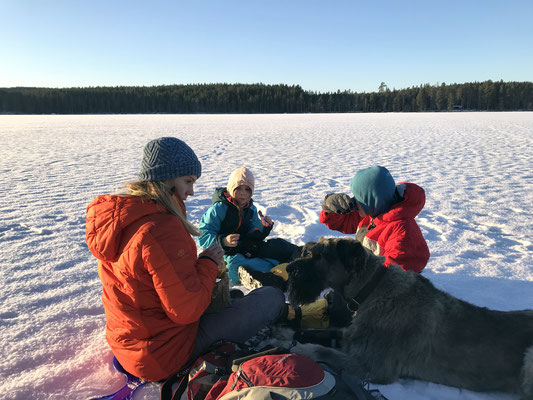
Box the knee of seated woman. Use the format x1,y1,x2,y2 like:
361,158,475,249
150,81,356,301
250,286,286,318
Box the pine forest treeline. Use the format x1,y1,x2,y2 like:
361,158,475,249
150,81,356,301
1,80,532,114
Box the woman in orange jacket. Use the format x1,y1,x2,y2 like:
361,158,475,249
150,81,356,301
86,137,285,381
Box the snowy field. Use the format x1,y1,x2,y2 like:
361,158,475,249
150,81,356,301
0,112,532,400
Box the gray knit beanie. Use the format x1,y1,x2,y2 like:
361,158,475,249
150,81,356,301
139,137,201,181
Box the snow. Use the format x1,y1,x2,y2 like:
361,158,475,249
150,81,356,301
0,112,532,400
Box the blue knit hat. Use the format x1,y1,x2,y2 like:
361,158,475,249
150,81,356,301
139,137,201,181
349,166,396,217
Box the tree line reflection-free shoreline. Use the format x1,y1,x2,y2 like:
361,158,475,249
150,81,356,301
1,80,532,114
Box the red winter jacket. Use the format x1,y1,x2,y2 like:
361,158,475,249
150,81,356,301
86,195,218,381
319,183,430,273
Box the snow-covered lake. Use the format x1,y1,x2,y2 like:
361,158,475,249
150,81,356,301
1,112,532,400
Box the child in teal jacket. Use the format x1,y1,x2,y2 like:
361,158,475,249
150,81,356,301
199,167,299,283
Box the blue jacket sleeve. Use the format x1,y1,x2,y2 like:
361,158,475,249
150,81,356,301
198,203,228,250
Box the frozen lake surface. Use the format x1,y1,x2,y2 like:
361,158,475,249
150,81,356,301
0,112,532,399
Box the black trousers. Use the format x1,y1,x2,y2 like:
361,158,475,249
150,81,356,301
255,238,300,263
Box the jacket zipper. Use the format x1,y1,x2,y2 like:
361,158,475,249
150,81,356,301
225,192,243,231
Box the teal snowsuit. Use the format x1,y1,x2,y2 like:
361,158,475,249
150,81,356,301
199,188,295,282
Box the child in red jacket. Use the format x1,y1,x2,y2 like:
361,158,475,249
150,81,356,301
320,165,429,273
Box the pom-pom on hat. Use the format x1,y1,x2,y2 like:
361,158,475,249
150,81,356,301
139,137,201,182
227,167,255,197
350,166,396,217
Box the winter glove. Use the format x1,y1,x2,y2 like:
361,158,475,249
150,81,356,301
322,193,356,214
240,239,261,258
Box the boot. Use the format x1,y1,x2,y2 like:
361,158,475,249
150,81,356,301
293,329,343,348
229,289,244,299
287,299,330,329
237,266,287,291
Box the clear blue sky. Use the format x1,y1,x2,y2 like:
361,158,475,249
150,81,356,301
1,0,532,93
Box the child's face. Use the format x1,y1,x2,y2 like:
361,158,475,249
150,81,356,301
355,198,367,217
233,185,252,206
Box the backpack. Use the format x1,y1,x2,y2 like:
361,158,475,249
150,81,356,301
160,341,254,400
161,341,388,400
206,352,386,400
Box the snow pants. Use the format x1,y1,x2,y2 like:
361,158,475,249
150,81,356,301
225,238,300,282
192,286,285,358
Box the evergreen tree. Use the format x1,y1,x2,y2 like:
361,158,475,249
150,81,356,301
1,81,532,114
436,83,447,111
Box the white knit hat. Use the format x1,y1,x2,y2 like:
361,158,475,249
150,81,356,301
227,167,255,196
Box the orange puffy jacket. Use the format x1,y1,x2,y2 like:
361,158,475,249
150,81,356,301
86,195,218,381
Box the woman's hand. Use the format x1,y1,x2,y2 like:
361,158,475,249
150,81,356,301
223,233,240,247
199,243,224,266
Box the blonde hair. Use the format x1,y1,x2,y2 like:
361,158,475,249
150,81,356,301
121,180,200,236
